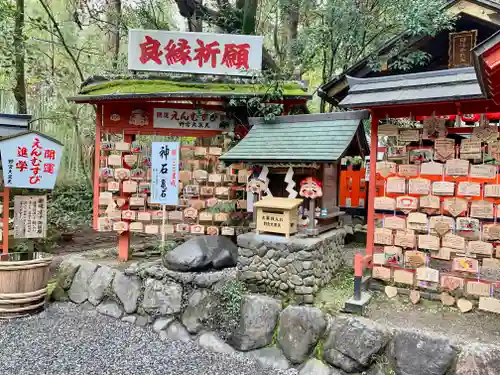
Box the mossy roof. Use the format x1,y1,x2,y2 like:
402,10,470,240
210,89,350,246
68,76,310,103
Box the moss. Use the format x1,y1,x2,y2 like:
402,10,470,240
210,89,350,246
80,79,307,97
314,339,324,360
270,324,279,346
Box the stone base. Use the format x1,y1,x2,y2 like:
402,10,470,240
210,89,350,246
344,292,372,315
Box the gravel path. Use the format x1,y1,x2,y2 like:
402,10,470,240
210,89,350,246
0,303,297,375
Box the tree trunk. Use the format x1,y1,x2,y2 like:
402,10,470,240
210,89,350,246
13,0,27,114
242,0,257,35
189,0,203,32
284,0,299,72
106,0,121,68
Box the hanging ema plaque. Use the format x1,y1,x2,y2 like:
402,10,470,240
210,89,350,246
434,138,455,161
460,139,482,160
470,164,497,179
386,177,406,194
396,196,418,214
432,181,455,196
408,178,431,195
445,159,469,176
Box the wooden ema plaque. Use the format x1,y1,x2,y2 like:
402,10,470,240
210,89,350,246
420,195,441,214
375,197,396,211
396,196,418,213
482,258,500,270
408,178,431,195
420,162,444,176
374,228,393,245
452,257,479,273
479,297,500,314
441,275,464,291
373,252,386,265
432,181,455,196
460,139,482,160
378,124,399,136
429,216,454,235
434,138,455,161
442,233,465,250
384,216,406,230
416,267,440,283
445,159,469,176
467,241,493,256
466,281,490,297
373,266,391,281
399,129,420,143
398,164,419,178
376,161,397,178
484,184,500,198
485,224,500,240
387,177,406,194
394,230,416,248
470,164,497,179
432,247,452,260
470,200,494,219
456,217,480,233
457,182,481,197
418,234,440,250
443,197,467,217
384,246,403,265
489,141,500,161
393,269,415,285
407,212,428,232
405,250,426,268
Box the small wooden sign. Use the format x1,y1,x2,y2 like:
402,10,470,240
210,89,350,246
448,30,477,68
376,161,397,178
393,269,415,285
478,297,500,314
445,159,469,176
373,266,391,281
420,195,441,213
410,290,421,304
457,298,474,313
443,197,468,217
468,241,493,256
405,250,426,268
399,129,420,143
375,197,396,211
441,292,456,306
385,285,398,298
398,164,420,177
429,216,454,236
384,246,403,265
387,177,406,194
482,258,500,270
470,164,497,179
434,138,455,161
484,224,500,240
484,184,500,198
108,154,122,166
407,212,428,232
374,228,394,245
432,247,452,260
408,178,431,195
416,267,440,283
452,257,479,273
396,196,418,213
466,281,490,297
432,181,455,196
384,216,406,230
420,161,444,176
470,200,494,219
489,140,500,161
394,230,416,248
457,182,481,197
373,252,386,265
441,275,464,291
418,234,440,250
456,217,480,232
460,139,482,160
378,124,399,136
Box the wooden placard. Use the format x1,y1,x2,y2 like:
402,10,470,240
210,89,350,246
445,159,469,176
420,195,441,212
405,250,426,268
207,226,220,236
387,177,406,194
470,200,494,219
466,281,490,297
482,258,500,270
372,266,392,281
432,247,452,260
429,216,454,235
408,178,431,195
399,129,420,143
396,196,418,213
478,297,500,314
209,173,222,183
387,146,407,160
484,184,500,198
468,241,493,256
384,246,403,265
144,224,159,234
129,222,144,233
122,180,138,193
452,257,479,273
374,197,396,211
376,161,397,178
394,230,416,248
398,164,420,178
407,212,428,232
114,141,130,152
456,217,480,232
113,221,129,234
448,30,477,68
470,164,497,179
489,140,500,161
378,124,399,136
97,217,112,232
393,269,415,285
108,154,122,166
374,228,393,245
432,181,455,196
423,118,446,139
442,233,465,250
443,197,468,217
373,253,386,265
434,138,455,161
418,234,440,250
457,182,481,197
483,224,500,240
420,162,444,176
441,275,464,291
416,267,439,283
460,139,482,160
107,181,120,192
114,168,130,181
384,216,406,230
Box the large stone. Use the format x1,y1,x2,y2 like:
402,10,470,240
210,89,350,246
96,299,123,319
160,321,192,343
455,343,500,375
298,358,333,375
181,289,217,334
88,266,116,306
164,236,238,271
247,347,291,370
196,332,235,354
57,257,81,290
277,305,327,364
323,316,392,370
112,272,141,314
230,294,282,351
141,278,183,315
389,330,458,375
153,317,175,332
68,261,98,304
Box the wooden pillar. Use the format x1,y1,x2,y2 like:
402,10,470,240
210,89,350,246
308,198,315,231
366,114,379,257
2,188,9,254
118,133,133,261
92,104,102,231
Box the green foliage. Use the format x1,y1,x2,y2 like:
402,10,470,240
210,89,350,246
208,279,247,338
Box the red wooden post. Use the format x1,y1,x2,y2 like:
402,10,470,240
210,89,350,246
2,188,9,254
366,114,379,257
118,133,133,261
93,105,102,231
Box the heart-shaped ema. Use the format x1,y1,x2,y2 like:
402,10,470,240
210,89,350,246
410,290,420,305
385,285,398,298
116,198,127,208
444,198,467,217
123,154,138,167
434,222,451,237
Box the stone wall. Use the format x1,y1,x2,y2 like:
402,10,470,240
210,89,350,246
236,229,346,304
53,256,499,375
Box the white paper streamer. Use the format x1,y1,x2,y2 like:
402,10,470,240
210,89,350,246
284,167,298,198
258,166,273,197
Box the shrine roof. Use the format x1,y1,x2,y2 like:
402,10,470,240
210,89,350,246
68,75,310,103
339,67,484,108
220,110,370,163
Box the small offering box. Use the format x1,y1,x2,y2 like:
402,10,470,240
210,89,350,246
254,197,303,238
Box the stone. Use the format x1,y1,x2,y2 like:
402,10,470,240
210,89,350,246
324,347,363,373
455,343,500,375
112,272,141,314
144,264,167,279
153,317,175,332
299,358,334,375
239,248,254,257
57,257,81,290
303,295,314,304
258,264,266,272
68,261,98,304
164,236,238,271
257,246,268,257
292,261,303,273
164,269,195,284
278,258,288,267
230,294,282,351
121,315,136,324
50,285,68,302
323,316,392,370
277,305,327,364
193,270,231,288
197,332,235,354
160,321,192,343
276,267,286,274
280,283,289,291
290,275,303,286
280,273,289,282
182,289,216,334
441,292,455,306
88,266,116,306
302,261,312,270
389,330,458,375
303,276,315,286
249,265,258,272
142,278,183,315
295,286,313,295
135,315,148,327
255,272,263,281
266,250,276,259
457,298,474,313
297,251,313,261
239,257,251,266
123,262,139,276
96,299,123,319
247,347,291,370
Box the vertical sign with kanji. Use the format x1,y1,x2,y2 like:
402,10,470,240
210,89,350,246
128,30,263,76
14,195,47,238
0,132,63,189
449,30,477,68
151,142,180,205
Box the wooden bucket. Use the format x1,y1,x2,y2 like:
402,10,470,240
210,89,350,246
0,252,53,319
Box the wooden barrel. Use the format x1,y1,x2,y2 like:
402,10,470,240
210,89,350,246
0,252,53,319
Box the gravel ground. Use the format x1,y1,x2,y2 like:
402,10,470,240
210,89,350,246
0,303,297,375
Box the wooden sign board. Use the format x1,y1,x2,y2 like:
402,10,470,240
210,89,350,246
484,184,500,198
457,182,481,197
372,266,391,281
429,216,454,235
387,177,406,194
466,281,490,297
442,233,465,250
375,197,396,211
432,181,455,196
376,161,397,178
379,124,399,136
373,252,386,265
420,161,444,176
416,267,439,283
432,247,452,260
434,138,455,161
467,241,493,256
445,159,469,176
393,269,415,285
374,228,393,245
418,234,440,250
384,216,406,230
384,246,403,265
452,257,479,273
470,164,497,179
470,200,494,219
399,129,420,143
407,212,428,232
456,217,480,232
396,196,418,213
394,230,416,248
478,297,500,314
405,250,426,268
482,258,500,270
420,195,441,213
409,178,431,195
441,275,464,291
398,164,419,178
460,139,482,160
448,30,477,68
443,197,467,217
14,195,48,239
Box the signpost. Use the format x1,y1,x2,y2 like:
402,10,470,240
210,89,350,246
13,195,47,239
